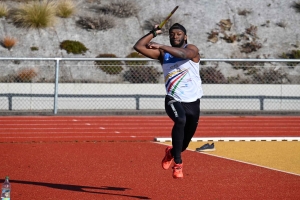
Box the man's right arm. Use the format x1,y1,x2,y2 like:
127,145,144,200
133,30,161,60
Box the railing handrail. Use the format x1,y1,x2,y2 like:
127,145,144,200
1,93,300,111
0,57,300,62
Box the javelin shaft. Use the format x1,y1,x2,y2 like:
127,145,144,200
158,6,179,29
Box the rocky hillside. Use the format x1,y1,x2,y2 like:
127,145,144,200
0,0,299,58
0,0,300,83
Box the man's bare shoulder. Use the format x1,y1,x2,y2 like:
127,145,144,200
186,43,199,50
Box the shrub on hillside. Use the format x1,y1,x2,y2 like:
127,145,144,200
227,75,251,84
292,1,300,13
123,66,162,83
97,0,138,18
94,54,123,75
123,52,163,83
245,25,258,38
76,15,115,31
30,46,39,51
240,41,262,53
60,40,88,54
125,52,148,66
280,49,300,66
15,68,38,83
280,50,300,59
2,0,36,2
200,66,227,84
1,36,17,50
252,68,290,84
237,8,252,16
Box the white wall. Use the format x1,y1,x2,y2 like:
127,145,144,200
0,83,299,111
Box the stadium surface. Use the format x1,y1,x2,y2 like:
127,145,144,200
0,116,299,199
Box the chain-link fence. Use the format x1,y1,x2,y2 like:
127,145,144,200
0,58,300,115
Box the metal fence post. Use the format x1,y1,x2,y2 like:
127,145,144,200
53,58,60,114
135,95,140,110
259,96,265,111
8,94,12,111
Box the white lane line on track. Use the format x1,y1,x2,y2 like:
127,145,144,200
1,127,134,130
155,137,300,142
0,132,161,134
0,118,172,120
0,136,155,139
0,123,173,126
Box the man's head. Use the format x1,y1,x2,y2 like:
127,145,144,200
169,23,187,47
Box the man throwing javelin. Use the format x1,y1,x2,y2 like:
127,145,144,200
133,23,203,179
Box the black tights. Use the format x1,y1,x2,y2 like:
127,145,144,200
165,95,200,164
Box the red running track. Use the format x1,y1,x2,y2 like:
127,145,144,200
0,116,299,142
0,142,300,199
0,116,300,199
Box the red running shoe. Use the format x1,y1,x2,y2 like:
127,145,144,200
172,163,183,179
162,146,173,170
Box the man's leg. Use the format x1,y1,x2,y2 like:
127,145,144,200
165,96,186,164
181,99,200,152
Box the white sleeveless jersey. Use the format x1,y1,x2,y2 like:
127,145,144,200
162,48,203,102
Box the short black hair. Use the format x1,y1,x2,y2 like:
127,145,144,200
169,23,187,34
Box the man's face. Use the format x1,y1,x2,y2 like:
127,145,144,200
169,29,187,47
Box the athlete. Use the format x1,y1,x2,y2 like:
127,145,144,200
133,23,203,178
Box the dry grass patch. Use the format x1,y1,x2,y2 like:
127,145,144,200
11,0,56,29
56,0,76,18
0,2,9,18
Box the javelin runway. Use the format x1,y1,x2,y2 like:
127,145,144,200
0,116,299,199
0,116,299,142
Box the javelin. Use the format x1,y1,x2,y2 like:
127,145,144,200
158,6,179,29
